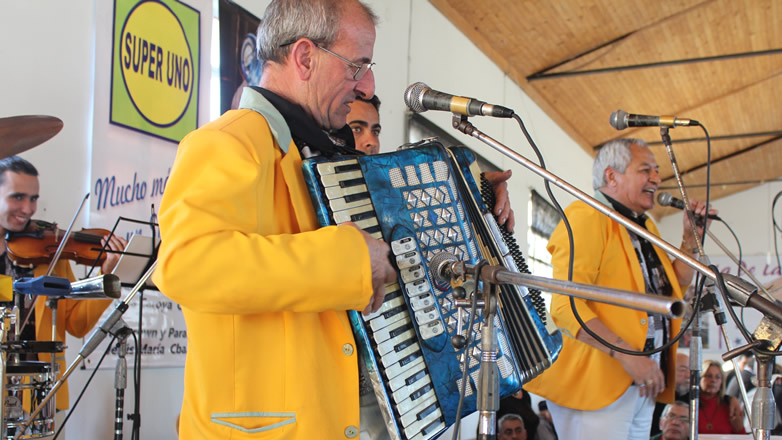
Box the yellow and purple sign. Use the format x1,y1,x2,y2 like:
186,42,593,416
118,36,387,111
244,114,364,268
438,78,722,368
110,0,199,142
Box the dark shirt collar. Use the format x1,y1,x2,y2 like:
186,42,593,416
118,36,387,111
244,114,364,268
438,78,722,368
600,191,649,228
252,87,357,157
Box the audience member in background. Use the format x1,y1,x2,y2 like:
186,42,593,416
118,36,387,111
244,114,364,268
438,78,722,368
652,352,691,436
536,401,558,440
698,360,745,434
497,390,539,440
498,414,528,440
347,95,381,155
726,352,755,399
652,401,690,440
675,353,691,401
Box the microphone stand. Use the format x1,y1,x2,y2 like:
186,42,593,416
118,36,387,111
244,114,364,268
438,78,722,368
448,114,762,438
659,126,760,440
12,261,157,440
440,258,684,440
113,326,133,440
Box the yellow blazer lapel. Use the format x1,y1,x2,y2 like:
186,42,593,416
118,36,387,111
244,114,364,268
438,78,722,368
279,144,319,232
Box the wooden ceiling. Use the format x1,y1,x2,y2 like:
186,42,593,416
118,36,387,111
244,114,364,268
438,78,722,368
430,0,782,218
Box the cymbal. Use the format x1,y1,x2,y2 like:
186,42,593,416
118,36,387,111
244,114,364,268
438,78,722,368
0,115,63,159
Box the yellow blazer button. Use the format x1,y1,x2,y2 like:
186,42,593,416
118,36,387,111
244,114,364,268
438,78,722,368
640,318,647,325
342,343,354,356
345,425,358,438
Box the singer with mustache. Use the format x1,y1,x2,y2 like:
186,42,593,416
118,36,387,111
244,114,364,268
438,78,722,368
525,138,713,440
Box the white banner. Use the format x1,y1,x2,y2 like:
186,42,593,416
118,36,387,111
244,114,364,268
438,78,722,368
82,288,187,369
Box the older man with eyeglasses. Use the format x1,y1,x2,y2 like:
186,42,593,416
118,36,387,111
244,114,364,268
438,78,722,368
653,401,690,440
152,0,397,438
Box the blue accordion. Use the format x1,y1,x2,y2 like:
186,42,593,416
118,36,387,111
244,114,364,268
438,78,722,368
302,141,562,440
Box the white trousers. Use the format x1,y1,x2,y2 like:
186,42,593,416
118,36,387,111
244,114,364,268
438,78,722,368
548,385,655,440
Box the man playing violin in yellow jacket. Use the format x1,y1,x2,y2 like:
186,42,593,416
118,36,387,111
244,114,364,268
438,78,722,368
0,155,127,411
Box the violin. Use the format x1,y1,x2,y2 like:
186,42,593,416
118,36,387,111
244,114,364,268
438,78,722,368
5,219,110,267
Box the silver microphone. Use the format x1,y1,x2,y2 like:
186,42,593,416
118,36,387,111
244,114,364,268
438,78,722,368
609,110,699,130
404,82,514,118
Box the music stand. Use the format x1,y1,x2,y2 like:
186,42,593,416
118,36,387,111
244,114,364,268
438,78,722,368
66,215,158,439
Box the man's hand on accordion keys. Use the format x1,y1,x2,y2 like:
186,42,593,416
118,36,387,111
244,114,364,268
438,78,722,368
483,170,516,232
343,221,396,315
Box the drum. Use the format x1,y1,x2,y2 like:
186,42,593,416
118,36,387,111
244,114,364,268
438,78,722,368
3,361,55,439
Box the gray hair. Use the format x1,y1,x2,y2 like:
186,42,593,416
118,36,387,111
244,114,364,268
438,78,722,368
592,138,649,190
256,0,377,65
661,400,690,419
497,413,525,430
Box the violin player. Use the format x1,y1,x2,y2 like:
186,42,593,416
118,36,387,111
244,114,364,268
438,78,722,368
0,155,127,413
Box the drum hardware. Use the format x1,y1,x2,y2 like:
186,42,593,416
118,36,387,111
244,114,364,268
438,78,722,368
12,261,157,440
0,308,62,440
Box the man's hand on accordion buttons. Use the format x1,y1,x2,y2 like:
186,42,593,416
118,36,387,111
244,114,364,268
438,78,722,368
484,170,515,233
343,222,396,315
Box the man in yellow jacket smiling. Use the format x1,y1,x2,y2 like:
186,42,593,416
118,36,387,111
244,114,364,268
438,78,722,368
525,138,713,440
153,0,397,438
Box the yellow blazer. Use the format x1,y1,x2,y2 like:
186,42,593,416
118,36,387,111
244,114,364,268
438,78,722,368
524,200,684,410
153,88,373,439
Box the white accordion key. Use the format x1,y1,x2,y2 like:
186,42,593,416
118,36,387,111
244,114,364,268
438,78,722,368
405,279,430,296
368,302,408,332
414,305,439,326
391,366,430,403
377,328,417,357
388,361,428,393
332,204,375,224
315,159,359,176
400,264,425,284
395,382,435,419
380,340,421,369
395,251,421,270
377,295,405,315
319,169,364,187
328,194,371,212
373,315,412,344
409,292,434,311
384,349,423,381
401,397,438,429
409,420,446,440
325,183,368,199
361,286,403,321
391,237,416,255
418,319,445,340
404,405,443,440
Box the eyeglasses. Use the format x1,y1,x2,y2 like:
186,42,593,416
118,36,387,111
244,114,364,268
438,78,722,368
280,38,375,81
664,415,689,424
315,44,375,80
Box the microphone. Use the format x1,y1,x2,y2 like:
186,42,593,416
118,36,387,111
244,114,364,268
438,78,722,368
404,82,514,118
657,192,721,221
609,109,699,130
721,273,782,324
428,251,459,283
